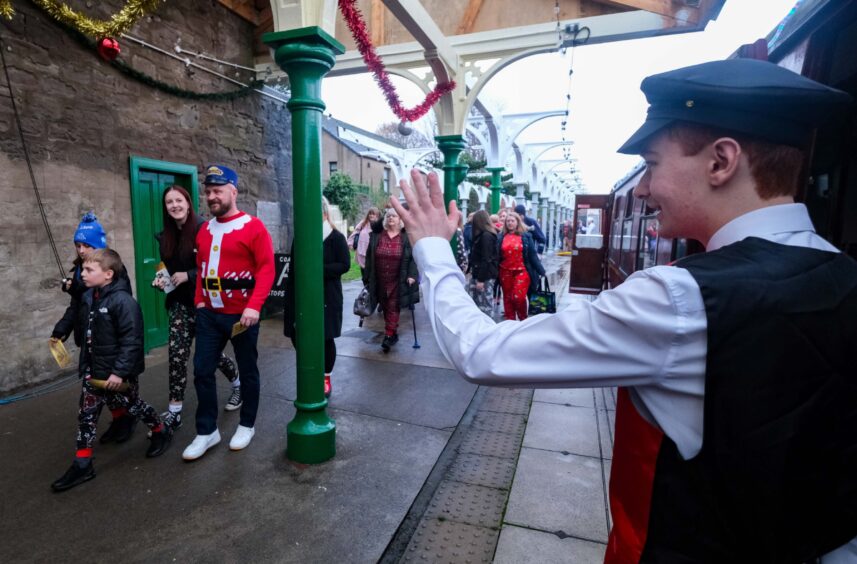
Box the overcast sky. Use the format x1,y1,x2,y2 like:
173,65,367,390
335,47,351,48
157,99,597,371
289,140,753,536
322,0,799,194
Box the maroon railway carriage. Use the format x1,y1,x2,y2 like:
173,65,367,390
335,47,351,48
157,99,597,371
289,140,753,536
568,0,857,294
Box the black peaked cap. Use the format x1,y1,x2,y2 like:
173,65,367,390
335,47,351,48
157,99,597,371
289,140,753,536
618,58,853,154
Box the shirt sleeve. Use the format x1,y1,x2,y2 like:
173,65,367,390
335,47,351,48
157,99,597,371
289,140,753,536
413,237,704,389
247,221,275,312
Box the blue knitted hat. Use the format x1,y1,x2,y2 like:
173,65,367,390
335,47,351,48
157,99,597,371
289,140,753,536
73,212,107,249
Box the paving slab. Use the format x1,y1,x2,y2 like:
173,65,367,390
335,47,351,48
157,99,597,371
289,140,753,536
505,447,610,543
401,518,498,564
446,453,516,490
494,524,606,564
423,480,507,528
533,387,595,408
523,402,600,458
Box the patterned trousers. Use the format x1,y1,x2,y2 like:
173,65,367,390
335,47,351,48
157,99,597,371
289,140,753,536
467,278,497,316
77,379,160,449
168,302,237,403
499,269,530,321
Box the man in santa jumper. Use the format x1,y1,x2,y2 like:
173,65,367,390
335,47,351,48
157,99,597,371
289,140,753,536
182,165,275,460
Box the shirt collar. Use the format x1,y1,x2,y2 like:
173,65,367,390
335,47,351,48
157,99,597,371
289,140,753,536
707,203,815,252
215,210,246,224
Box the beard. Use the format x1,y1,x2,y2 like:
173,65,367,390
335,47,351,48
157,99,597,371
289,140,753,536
209,199,234,217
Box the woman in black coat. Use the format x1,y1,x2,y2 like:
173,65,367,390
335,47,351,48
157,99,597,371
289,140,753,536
467,210,499,315
283,197,351,397
362,207,419,352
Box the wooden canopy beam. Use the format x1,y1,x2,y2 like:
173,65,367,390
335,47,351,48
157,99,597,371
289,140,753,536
218,0,261,25
591,0,701,24
457,0,485,35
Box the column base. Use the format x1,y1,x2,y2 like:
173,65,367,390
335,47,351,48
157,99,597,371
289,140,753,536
286,407,336,464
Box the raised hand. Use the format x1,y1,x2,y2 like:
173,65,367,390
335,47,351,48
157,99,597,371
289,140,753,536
390,170,461,247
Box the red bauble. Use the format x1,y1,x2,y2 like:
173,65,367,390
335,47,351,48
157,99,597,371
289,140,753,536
484,181,491,187
97,37,120,61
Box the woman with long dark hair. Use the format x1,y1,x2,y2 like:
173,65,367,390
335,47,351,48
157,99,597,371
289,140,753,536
497,212,544,321
467,210,499,315
153,185,238,430
348,206,380,277
283,196,350,397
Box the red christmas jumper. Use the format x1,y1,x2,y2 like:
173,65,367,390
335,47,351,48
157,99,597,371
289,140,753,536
194,212,275,314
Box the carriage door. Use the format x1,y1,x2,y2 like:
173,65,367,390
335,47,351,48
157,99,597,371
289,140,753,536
129,157,199,352
569,194,610,295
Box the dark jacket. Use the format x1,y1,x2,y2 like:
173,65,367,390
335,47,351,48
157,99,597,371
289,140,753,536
78,276,145,381
155,216,204,309
469,230,499,282
363,221,419,309
498,231,545,295
283,229,351,340
523,215,547,253
463,222,473,253
52,261,131,347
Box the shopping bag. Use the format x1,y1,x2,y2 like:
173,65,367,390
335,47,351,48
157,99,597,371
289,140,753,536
353,285,376,318
528,277,556,316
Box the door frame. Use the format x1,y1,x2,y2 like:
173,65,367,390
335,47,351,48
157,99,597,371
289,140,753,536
129,156,199,352
569,194,610,295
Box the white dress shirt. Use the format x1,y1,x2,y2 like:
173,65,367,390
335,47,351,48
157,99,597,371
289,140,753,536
413,203,855,561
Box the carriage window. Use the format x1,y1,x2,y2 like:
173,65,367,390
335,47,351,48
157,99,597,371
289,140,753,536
621,218,633,254
636,217,659,270
576,206,603,249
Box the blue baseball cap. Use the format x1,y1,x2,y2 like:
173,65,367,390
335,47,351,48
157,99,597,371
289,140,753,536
619,59,853,154
203,164,238,187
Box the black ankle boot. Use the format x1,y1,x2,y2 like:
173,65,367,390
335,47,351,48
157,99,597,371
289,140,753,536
51,459,95,492
113,415,137,444
146,427,172,458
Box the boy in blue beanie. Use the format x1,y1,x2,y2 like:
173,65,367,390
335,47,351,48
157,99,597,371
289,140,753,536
51,212,137,444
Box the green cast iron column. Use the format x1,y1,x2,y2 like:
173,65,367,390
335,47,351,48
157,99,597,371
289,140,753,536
264,27,344,464
435,135,469,208
487,167,504,214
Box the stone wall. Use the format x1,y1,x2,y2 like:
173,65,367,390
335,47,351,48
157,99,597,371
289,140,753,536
0,0,294,392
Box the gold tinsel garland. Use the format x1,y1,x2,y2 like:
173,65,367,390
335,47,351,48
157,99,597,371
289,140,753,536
1,1,165,38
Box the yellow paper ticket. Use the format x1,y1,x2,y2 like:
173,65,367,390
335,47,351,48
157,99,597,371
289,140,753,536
231,322,248,338
50,339,73,369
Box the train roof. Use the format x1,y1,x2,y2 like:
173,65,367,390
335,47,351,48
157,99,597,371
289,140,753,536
766,0,839,61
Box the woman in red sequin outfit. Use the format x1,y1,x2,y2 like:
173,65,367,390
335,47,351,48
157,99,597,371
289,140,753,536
497,212,545,321
363,208,419,352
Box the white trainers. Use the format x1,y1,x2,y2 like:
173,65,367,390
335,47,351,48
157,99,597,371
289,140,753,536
182,430,221,461
229,425,255,451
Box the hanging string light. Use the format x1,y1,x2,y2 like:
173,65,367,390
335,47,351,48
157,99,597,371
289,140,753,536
556,4,590,163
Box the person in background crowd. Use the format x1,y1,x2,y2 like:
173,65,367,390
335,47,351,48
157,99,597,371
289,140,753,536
284,196,350,398
363,207,418,352
392,59,857,562
182,165,274,461
347,207,379,277
497,212,545,321
462,212,474,254
467,210,499,315
514,204,547,254
153,185,239,432
51,212,135,444
490,213,501,230
453,215,468,273
51,249,170,492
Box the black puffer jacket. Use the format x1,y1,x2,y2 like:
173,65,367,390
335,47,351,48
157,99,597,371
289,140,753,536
52,262,132,347
78,276,145,381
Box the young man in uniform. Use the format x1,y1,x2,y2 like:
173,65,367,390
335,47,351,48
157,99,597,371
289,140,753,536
182,165,275,460
392,59,857,562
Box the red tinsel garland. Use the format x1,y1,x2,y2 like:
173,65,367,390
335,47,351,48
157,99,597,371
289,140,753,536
338,0,456,123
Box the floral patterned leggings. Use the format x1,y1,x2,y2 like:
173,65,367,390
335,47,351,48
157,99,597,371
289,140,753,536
498,269,530,321
77,379,160,449
169,302,237,403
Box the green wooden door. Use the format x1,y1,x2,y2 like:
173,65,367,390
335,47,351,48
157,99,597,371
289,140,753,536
129,157,199,352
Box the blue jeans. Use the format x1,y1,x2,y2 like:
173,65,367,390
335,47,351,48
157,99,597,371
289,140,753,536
193,307,260,435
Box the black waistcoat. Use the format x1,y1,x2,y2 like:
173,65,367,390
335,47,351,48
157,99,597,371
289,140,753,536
640,237,857,563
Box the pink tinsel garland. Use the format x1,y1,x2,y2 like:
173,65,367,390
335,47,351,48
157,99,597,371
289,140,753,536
338,0,456,123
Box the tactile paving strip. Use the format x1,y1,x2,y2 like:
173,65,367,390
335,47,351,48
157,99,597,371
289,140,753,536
457,429,521,460
479,390,533,415
424,480,507,529
401,518,499,564
470,411,527,437
446,453,516,490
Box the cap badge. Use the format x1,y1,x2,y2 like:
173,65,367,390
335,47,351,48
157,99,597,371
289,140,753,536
207,166,224,176
685,100,695,108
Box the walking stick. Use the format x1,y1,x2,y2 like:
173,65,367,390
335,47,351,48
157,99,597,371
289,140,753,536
410,304,420,349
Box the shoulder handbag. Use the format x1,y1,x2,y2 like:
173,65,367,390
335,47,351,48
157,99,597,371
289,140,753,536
353,284,376,318
528,276,556,316
352,230,360,250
